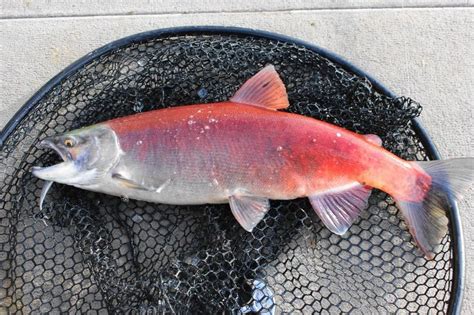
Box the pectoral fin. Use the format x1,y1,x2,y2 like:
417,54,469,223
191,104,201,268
229,195,270,232
112,173,153,191
308,183,372,235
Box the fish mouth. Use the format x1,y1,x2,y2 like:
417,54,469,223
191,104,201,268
32,138,73,174
32,138,75,210
38,138,72,162
32,138,74,181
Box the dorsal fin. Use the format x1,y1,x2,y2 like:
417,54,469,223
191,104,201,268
230,65,289,110
363,134,382,146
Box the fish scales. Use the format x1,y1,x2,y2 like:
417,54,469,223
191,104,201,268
32,65,474,259
108,103,381,199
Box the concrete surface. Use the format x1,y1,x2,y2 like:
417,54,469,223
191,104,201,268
1,0,472,18
0,1,473,313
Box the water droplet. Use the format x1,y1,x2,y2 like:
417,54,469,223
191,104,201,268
121,196,129,202
276,146,283,151
204,125,210,130
209,118,218,123
196,136,200,140
312,138,317,143
188,120,196,125
136,140,143,145
336,132,341,137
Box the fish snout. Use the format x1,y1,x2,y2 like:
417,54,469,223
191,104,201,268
32,165,43,175
31,165,52,181
38,137,56,149
37,137,59,156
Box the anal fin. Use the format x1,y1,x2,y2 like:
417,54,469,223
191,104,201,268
309,183,372,235
229,195,270,232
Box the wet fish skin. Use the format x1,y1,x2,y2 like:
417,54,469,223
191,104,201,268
106,102,393,202
32,65,474,259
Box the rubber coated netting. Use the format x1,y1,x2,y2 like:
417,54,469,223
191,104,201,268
1,33,454,314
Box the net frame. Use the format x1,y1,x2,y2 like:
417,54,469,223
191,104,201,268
0,26,464,314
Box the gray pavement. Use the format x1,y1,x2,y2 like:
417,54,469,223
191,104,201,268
1,1,472,312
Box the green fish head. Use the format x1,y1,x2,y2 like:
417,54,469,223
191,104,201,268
32,124,120,187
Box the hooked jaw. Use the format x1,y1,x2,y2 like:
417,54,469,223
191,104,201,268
32,137,77,183
32,136,97,210
32,137,78,210
32,127,119,186
37,138,73,161
32,161,79,182
32,126,119,210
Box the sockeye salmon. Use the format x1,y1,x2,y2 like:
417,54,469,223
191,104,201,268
33,65,473,259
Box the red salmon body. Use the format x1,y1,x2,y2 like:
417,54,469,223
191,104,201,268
33,65,474,259
107,102,425,202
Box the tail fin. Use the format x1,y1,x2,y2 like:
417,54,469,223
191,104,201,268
396,158,473,259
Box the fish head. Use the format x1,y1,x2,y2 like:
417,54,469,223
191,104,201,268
32,125,121,187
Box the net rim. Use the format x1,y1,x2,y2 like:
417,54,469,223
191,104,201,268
0,25,464,314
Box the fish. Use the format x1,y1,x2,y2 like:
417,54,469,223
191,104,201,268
32,65,473,259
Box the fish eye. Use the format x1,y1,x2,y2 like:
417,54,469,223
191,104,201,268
64,138,75,148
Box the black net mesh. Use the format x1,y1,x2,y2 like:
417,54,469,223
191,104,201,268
1,33,454,314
